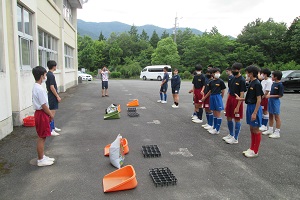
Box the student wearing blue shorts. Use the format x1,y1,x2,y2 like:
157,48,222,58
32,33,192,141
201,68,226,134
236,66,264,158
157,67,169,104
202,69,214,130
263,71,284,138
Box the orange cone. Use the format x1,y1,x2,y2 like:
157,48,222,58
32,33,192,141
103,165,138,192
104,138,129,156
126,99,139,107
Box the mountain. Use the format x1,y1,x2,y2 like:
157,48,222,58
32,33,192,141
77,19,203,40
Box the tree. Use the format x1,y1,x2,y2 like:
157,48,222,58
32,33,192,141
151,37,180,67
109,43,123,66
285,17,300,63
77,35,95,71
140,29,149,41
129,25,139,42
150,30,160,48
93,40,108,69
161,30,170,39
98,31,106,41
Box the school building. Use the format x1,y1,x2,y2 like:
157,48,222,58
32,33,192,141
0,0,84,140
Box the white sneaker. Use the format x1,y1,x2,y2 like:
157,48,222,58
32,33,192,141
55,127,61,132
262,129,273,135
269,132,280,139
244,150,258,158
204,125,212,130
191,114,195,118
209,128,219,134
202,123,209,127
172,104,179,108
192,118,203,123
161,101,167,104
259,125,267,131
157,100,162,103
226,137,238,144
192,115,199,120
222,134,232,141
51,130,60,136
207,126,214,131
242,148,252,154
44,155,55,162
37,158,54,167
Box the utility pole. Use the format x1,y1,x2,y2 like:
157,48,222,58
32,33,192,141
174,14,178,43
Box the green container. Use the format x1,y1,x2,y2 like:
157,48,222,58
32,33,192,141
104,111,120,120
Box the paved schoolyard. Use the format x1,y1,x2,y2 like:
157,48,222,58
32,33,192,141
0,79,299,200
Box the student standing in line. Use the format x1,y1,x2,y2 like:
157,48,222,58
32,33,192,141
235,65,264,158
171,68,181,108
46,60,61,136
201,68,226,134
202,69,214,130
263,71,284,138
32,66,55,166
259,68,273,132
157,67,169,103
223,63,247,144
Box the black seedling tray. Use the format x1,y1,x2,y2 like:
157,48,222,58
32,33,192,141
127,107,139,117
142,145,161,158
127,107,137,112
149,167,177,187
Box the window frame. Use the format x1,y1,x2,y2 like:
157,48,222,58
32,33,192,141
64,44,74,69
63,0,73,23
38,29,58,69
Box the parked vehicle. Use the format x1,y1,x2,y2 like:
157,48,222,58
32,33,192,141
78,71,92,81
140,65,172,81
281,70,300,92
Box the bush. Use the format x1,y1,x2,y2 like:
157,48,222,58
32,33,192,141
182,71,193,79
110,72,121,78
220,71,228,81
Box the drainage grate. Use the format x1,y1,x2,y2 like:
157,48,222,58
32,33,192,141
149,167,177,187
142,145,161,158
127,108,139,117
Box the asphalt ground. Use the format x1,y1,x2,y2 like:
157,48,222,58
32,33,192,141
0,79,299,200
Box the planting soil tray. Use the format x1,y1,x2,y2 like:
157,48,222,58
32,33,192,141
142,145,161,158
149,167,177,187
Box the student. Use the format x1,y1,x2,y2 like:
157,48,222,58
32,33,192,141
171,68,181,108
224,63,247,144
259,68,273,131
263,71,284,138
191,64,206,123
235,65,264,158
202,69,214,130
100,66,110,97
157,67,169,103
46,60,61,136
32,66,55,166
226,67,234,90
201,68,226,134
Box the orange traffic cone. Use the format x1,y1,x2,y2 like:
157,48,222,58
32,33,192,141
103,165,138,192
126,99,139,107
104,138,129,156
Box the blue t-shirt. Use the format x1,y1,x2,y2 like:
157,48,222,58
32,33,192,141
171,74,181,89
46,71,57,96
270,82,284,97
163,72,169,85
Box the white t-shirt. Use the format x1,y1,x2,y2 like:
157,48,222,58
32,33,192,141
101,71,109,81
261,78,272,94
32,83,49,110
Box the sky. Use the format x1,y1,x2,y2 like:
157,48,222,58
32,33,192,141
77,0,300,37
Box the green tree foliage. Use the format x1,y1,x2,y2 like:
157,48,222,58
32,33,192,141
98,31,106,41
151,37,180,67
140,29,149,41
109,43,123,66
78,35,96,71
129,25,139,42
150,30,160,48
161,30,170,39
285,17,300,63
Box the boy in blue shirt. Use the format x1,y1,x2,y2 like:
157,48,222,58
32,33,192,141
201,68,226,134
236,65,264,158
157,67,169,103
171,68,181,108
263,71,284,138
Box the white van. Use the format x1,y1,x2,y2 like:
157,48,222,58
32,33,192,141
140,65,172,81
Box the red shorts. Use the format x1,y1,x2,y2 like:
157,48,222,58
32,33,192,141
261,98,268,111
225,95,244,119
194,88,204,104
204,95,210,108
34,110,51,138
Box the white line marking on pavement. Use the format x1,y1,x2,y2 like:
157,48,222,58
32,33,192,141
147,120,161,124
125,94,132,95
137,107,146,109
169,148,193,157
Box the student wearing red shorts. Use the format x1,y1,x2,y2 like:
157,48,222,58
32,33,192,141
32,66,55,167
224,63,247,144
259,68,272,131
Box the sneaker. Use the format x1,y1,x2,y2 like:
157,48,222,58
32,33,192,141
204,125,212,130
269,132,280,139
51,130,60,136
192,115,199,120
244,150,258,158
157,100,162,103
259,125,267,131
37,158,54,167
55,127,61,132
262,129,273,135
202,123,209,127
222,134,232,141
207,126,214,131
209,128,219,134
172,104,179,108
192,118,203,123
225,137,238,144
161,101,167,104
44,155,55,162
242,148,252,154
191,114,195,118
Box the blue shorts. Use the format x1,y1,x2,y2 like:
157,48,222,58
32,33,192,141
246,104,262,127
102,81,108,89
209,94,224,111
160,84,168,93
48,94,58,110
268,98,280,115
172,87,180,94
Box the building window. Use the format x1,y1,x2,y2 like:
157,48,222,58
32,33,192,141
63,0,73,23
64,44,73,68
17,5,33,70
38,29,58,68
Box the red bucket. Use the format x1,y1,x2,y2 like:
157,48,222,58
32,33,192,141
23,116,35,127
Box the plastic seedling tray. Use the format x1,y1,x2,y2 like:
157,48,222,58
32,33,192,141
127,107,139,117
142,145,161,158
149,167,177,187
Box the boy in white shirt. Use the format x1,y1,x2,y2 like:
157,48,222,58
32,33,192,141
32,66,55,167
